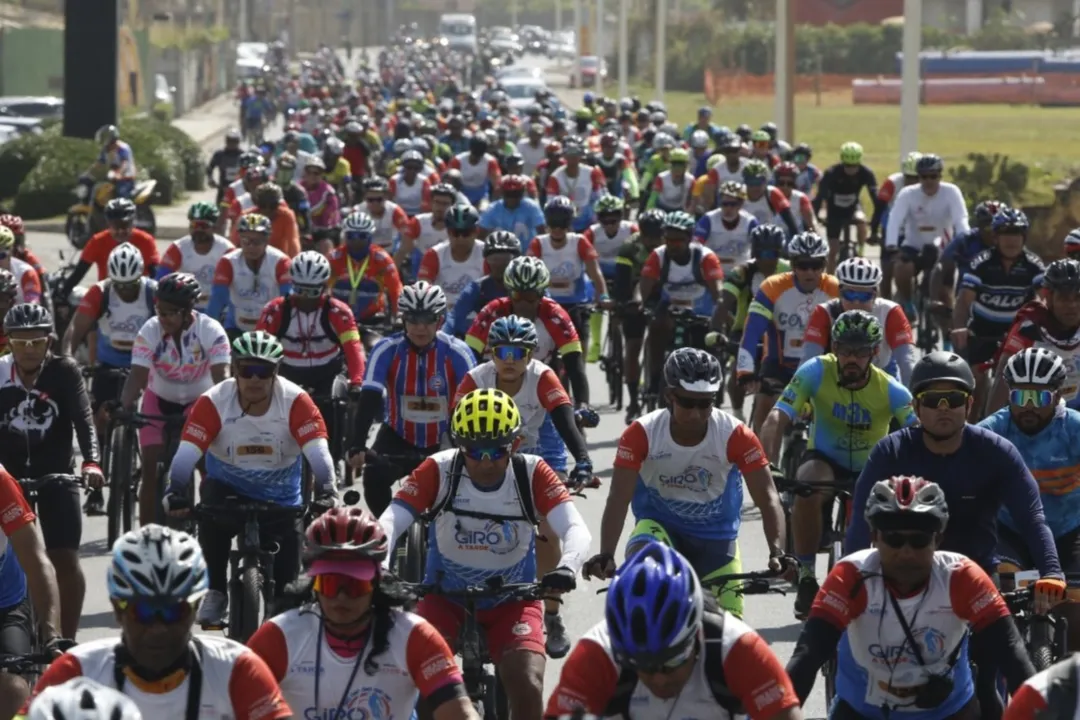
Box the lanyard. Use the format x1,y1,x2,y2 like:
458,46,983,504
314,616,369,717
114,640,203,720
346,254,371,308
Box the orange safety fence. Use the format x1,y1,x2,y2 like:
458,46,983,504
703,70,865,102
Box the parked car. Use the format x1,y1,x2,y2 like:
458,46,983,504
571,55,608,88
0,96,64,119
548,31,577,60
0,116,44,135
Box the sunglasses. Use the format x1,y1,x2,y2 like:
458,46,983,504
919,174,941,181
463,445,511,461
720,200,742,208
879,531,935,550
111,222,134,230
1010,388,1056,408
157,306,186,318
293,285,324,298
190,221,214,230
116,598,193,625
114,281,141,293
916,389,970,409
403,313,440,326
8,336,49,349
345,231,373,243
834,344,874,358
236,363,276,379
313,572,373,598
366,197,386,203
449,228,474,237
775,180,795,188
672,394,713,409
510,290,542,302
794,261,826,271
620,641,696,675
492,345,529,362
841,289,876,303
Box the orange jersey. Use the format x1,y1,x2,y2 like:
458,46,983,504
80,229,159,280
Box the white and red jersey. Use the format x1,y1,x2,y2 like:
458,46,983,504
179,377,328,505
256,296,366,384
787,188,814,232
706,158,749,187
693,208,756,274
224,178,246,208
877,171,907,209
802,297,913,373
614,408,769,541
545,165,605,216
417,239,486,312
651,170,692,211
546,615,799,720
639,244,724,308
527,233,599,303
356,201,420,249
212,247,291,331
516,138,547,177
389,172,435,217
1007,656,1080,719
584,220,637,263
0,466,34,608
453,359,570,449
1002,302,1080,403
228,190,258,223
411,213,449,255
449,152,501,198
160,234,234,309
6,256,41,304
248,607,463,720
742,186,792,227
23,635,291,720
76,278,155,355
131,313,231,405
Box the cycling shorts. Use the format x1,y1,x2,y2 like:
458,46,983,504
898,243,939,273
620,306,647,341
801,449,860,487
627,518,743,617
417,595,545,662
825,206,865,239
998,523,1080,574
90,363,127,414
33,475,81,551
0,597,32,665
138,389,192,447
966,335,1001,367
761,360,795,397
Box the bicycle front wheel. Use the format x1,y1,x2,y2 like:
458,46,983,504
235,564,263,643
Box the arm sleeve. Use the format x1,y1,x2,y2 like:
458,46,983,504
562,351,589,406
226,652,293,720
551,404,589,464
543,497,591,575
885,190,907,249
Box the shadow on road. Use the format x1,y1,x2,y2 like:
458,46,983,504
757,622,804,644
79,610,119,631
79,537,112,557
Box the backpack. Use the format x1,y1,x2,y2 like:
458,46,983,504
658,244,707,289
603,610,743,718
271,296,338,346
101,279,155,321
424,450,538,527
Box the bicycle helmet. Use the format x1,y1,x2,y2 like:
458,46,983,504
363,176,390,194
750,130,770,144
239,150,264,170
741,160,770,184
718,181,747,201
290,250,332,288
392,138,412,156
108,525,209,603
773,161,798,178
865,476,949,533
4,303,52,333
504,256,551,292
156,272,201,308
651,133,676,151
973,200,1004,228
488,315,539,350
401,149,424,167
901,151,922,176
750,223,786,258
305,506,389,564
28,678,143,720
232,330,285,364
445,203,480,232
1044,258,1080,292
787,231,829,260
1003,347,1068,390
0,213,24,236
689,130,710,149
107,243,144,284
992,207,1029,234
836,257,882,288
761,121,778,137
483,230,522,258
430,182,457,200
342,211,377,238
663,210,696,235
664,347,722,393
594,195,624,216
450,388,522,447
277,153,298,171
544,196,576,227
792,142,813,159
915,154,943,175
104,198,136,222
500,174,526,194
831,310,883,348
399,280,448,320
1066,228,1080,256
95,124,120,145
188,201,220,224
237,213,272,236
0,269,16,296
668,148,690,164
910,351,975,394
839,142,864,165
638,209,666,235
0,226,14,251
606,541,703,667
468,135,489,154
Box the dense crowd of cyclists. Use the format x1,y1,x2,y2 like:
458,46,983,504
3,33,1080,720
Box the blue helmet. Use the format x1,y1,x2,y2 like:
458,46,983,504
489,315,539,350
606,541,703,666
992,207,1029,234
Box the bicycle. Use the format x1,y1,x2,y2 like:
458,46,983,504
0,650,57,686
364,449,430,583
113,409,190,531
18,474,84,513
701,563,793,599
305,380,352,489
998,568,1080,671
594,307,623,411
405,576,550,720
640,305,715,413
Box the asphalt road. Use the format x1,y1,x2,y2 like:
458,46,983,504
29,48,830,719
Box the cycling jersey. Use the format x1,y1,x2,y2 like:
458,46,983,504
80,229,160,280
363,331,474,448
516,138,547,177
324,156,352,187
5,256,40,304
940,228,992,282
693,209,758,275
527,233,599,304
247,606,464,720
612,235,656,303
546,165,605,230
794,163,821,195
785,189,813,232
0,466,34,609
207,247,292,332
366,201,419,250
417,239,486,312
468,298,582,362
648,170,692,211
257,296,366,385
706,158,749,189
1007,655,1080,719
449,152,500,205
960,248,1045,339
614,408,770,541
742,186,791,228
813,163,879,221
131,313,231,405
808,549,1007,720
640,244,724,315
76,278,156,367
1001,301,1080,408
479,199,546,245
885,183,970,251
583,220,636,277
99,140,137,180
25,636,291,720
306,180,341,230
737,272,840,375
721,260,791,334
388,172,434,217
411,213,450,255
328,244,402,321
158,234,234,310
802,298,914,379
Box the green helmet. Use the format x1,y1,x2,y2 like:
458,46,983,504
840,141,864,165
664,210,696,233
831,309,883,348
668,148,690,164
188,201,219,223
232,330,284,364
742,159,770,181
901,151,922,176
574,107,594,121
594,195,624,215
750,130,770,143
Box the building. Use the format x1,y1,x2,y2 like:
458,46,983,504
796,0,1080,34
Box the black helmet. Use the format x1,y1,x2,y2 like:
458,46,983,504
972,200,1004,228
638,209,666,235
664,347,722,393
910,351,975,394
156,272,202,308
915,154,944,175
544,196,576,227
1044,258,1080,292
4,302,52,333
468,135,488,154
104,198,136,222
749,223,786,258
483,230,522,258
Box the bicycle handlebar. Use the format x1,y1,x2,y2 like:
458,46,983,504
194,500,306,520
405,579,547,602
0,651,55,673
18,473,84,493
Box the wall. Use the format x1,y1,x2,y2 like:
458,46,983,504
793,0,904,25
154,40,231,116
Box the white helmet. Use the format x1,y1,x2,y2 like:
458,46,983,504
107,243,144,283
342,211,377,236
399,280,447,319
836,257,882,288
108,524,208,603
29,678,142,720
290,250,331,288
1003,347,1068,390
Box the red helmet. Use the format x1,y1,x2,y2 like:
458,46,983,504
305,507,389,563
501,175,526,193
0,214,24,236
774,161,798,178
546,141,562,155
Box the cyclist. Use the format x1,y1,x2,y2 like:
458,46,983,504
741,160,798,237
380,388,591,720
24,525,292,719
697,134,749,212
613,209,665,422
271,155,313,240
582,194,636,362
322,137,353,206
928,199,1001,335
388,150,436,218
694,181,759,277
207,213,293,341
348,282,475,518
736,231,839,433
801,257,915,385
205,128,244,205
329,211,403,351
873,151,922,300
885,154,970,320
0,214,50,315
224,163,270,235
357,177,420,252
1007,654,1080,717
762,310,917,618
452,316,593,657
772,161,816,232
552,542,802,720
585,348,786,617
246,507,476,720
417,203,486,314
790,142,820,195
393,182,455,272
450,135,502,207
449,230,522,339
0,461,63,720
813,142,880,271
544,139,605,232
24,678,143,720
301,157,341,255
156,202,233,311
164,331,337,626
60,199,160,300
0,303,101,640
787,477,1034,720
479,174,546,244
646,148,693,212
0,227,40,305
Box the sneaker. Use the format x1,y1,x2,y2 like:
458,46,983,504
197,590,228,628
544,611,571,659
794,576,819,621
83,488,106,516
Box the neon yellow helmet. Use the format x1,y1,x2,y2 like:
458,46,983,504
706,154,725,171
901,151,922,176
451,388,522,447
840,142,864,165
237,213,272,235
0,226,14,251
668,148,690,164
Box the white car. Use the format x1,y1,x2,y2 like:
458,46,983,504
236,42,269,78
501,78,548,114
495,66,543,82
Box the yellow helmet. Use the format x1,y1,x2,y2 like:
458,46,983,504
0,226,14,251
451,388,522,446
238,213,272,235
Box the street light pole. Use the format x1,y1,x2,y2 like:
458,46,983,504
596,0,605,91
618,0,628,98
900,0,921,160
655,0,665,100
574,0,584,89
774,0,795,141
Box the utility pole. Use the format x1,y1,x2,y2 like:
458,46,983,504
774,0,795,141
596,0,604,90
654,0,665,100
900,0,921,159
574,0,583,89
618,0,628,98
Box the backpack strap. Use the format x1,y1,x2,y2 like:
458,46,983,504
510,453,539,527
422,450,465,523
319,298,339,346
272,297,292,339
101,282,112,319
1035,655,1080,720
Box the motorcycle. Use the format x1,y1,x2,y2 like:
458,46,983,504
65,173,158,249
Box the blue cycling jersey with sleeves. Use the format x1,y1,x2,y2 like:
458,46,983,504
449,275,508,337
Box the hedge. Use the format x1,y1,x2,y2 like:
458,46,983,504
0,116,205,219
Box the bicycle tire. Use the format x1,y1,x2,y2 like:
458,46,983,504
486,671,510,720
823,656,837,708
107,424,133,548
402,520,426,583
1030,617,1055,671
236,564,263,643
343,401,359,487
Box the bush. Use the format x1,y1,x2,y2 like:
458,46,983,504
13,136,98,219
118,117,186,204
948,153,1030,209
0,129,58,199
152,102,174,122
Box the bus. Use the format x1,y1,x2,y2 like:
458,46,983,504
438,13,478,54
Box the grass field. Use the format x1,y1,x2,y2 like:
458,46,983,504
629,87,1080,206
